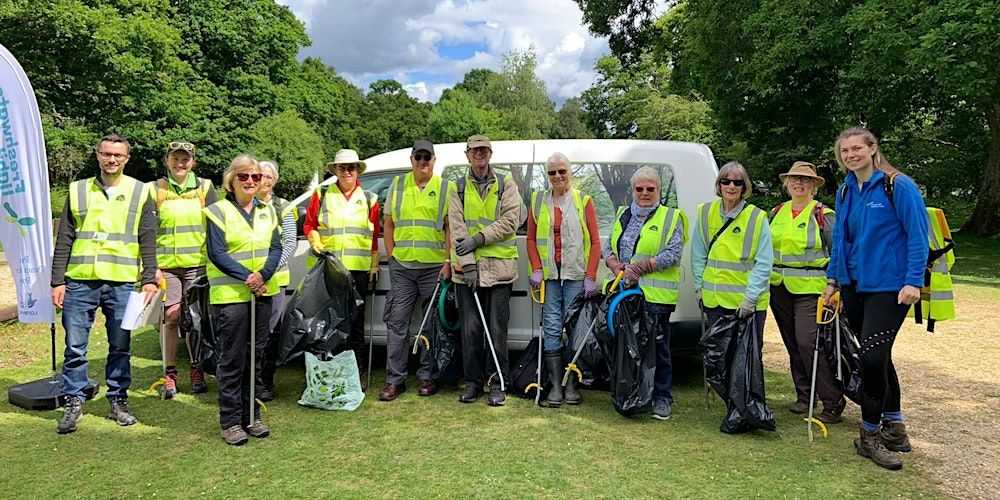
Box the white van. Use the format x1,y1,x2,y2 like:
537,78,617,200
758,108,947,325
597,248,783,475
287,139,719,351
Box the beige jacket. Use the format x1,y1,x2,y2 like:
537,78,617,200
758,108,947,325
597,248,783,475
449,167,521,287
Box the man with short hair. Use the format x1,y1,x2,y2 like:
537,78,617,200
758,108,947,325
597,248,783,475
379,140,454,401
51,134,159,434
450,135,521,406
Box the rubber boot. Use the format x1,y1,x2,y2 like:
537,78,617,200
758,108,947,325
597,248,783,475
564,369,582,405
880,419,913,452
544,354,563,408
854,427,902,470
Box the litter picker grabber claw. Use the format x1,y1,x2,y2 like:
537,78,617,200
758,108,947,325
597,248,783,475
473,290,505,392
806,293,838,441
411,279,442,355
525,281,545,404
366,275,376,391
700,307,710,410
562,271,625,387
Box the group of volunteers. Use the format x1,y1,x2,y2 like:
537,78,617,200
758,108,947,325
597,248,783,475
50,127,928,470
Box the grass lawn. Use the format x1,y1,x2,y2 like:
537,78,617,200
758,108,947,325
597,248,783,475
0,318,940,498
949,231,1000,286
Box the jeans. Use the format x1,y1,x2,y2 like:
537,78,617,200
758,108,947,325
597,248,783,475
650,307,675,403
61,278,135,399
540,279,583,353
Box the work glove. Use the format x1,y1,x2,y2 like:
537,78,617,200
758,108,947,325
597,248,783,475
694,288,704,312
633,258,658,276
529,269,544,290
368,252,379,288
462,264,478,293
605,254,625,274
583,277,598,298
307,230,325,254
737,296,756,318
623,264,642,286
454,233,485,256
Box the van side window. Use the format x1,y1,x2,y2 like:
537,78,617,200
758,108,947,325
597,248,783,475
441,163,678,236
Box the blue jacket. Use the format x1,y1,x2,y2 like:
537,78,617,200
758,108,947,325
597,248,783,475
828,170,928,292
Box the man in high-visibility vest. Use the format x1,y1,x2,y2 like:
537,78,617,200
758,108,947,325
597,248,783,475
450,135,521,407
379,140,454,401
50,134,159,434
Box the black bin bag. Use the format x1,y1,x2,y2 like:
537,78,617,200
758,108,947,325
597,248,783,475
563,292,611,387
698,313,776,434
277,253,361,364
596,289,655,417
181,274,218,375
821,315,862,405
431,281,462,385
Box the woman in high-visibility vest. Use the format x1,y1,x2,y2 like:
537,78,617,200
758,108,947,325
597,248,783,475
255,160,297,402
150,140,218,398
823,127,928,471
768,161,844,423
204,155,282,446
302,149,380,373
605,166,687,421
526,152,602,408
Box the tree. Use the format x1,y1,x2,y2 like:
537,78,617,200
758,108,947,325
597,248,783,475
279,57,365,159
427,89,509,143
246,110,325,198
356,79,432,157
573,0,660,65
551,98,594,139
480,51,556,139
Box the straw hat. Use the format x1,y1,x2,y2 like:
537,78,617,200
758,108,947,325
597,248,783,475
779,161,825,188
326,149,367,175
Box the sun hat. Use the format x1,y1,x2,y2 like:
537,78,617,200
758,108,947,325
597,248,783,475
326,149,366,175
779,161,825,188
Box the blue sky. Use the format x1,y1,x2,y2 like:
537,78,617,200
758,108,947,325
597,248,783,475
274,0,613,104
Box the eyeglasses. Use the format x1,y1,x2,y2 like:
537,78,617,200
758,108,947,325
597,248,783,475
260,173,275,181
97,151,128,160
634,186,657,193
547,169,567,177
236,172,262,182
168,141,195,152
335,164,358,173
788,175,813,184
413,153,433,162
467,147,491,155
719,178,745,187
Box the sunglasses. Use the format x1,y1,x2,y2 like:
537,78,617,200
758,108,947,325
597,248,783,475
236,172,262,183
634,186,657,193
413,153,433,162
168,141,195,152
333,164,358,173
547,169,567,177
719,178,745,187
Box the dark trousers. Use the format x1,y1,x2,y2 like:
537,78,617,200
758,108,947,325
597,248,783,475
384,260,438,384
841,285,909,425
348,270,370,368
770,284,844,408
261,286,287,387
651,309,674,403
214,297,271,430
458,283,511,390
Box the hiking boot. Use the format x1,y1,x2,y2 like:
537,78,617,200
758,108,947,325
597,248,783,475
190,366,208,394
107,397,138,426
417,379,437,397
544,354,563,408
458,385,482,403
855,427,902,470
488,387,505,407
244,420,270,439
163,373,178,400
221,425,249,446
378,383,406,402
880,419,913,452
56,396,83,434
652,399,672,421
788,401,812,414
257,385,274,402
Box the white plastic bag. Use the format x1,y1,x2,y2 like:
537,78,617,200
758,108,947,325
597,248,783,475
298,351,365,411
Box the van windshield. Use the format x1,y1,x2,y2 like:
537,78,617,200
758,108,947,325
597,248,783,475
441,162,679,235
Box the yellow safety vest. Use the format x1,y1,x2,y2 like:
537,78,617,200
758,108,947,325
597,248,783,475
317,185,376,271
65,176,150,283
768,200,832,295
151,176,211,269
263,196,294,288
610,205,688,305
451,174,517,261
388,173,451,264
908,207,956,329
203,200,280,304
531,188,591,280
699,200,769,310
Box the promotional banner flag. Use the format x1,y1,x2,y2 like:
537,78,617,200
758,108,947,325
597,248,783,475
0,44,55,323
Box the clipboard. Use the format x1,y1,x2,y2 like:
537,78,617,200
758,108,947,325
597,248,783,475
120,290,165,331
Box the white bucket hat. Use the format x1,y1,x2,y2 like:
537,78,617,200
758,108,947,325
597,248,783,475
326,148,367,175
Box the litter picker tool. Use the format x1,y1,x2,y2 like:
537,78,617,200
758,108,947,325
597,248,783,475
700,307,710,410
806,294,838,441
366,273,377,391
473,289,505,392
250,294,257,420
147,277,169,398
562,271,624,387
525,281,545,404
411,279,442,355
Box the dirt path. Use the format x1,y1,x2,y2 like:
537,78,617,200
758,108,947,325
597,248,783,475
762,282,1000,499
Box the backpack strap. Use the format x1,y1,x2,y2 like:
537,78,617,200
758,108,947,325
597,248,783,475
884,172,898,208
196,177,209,208
155,178,169,210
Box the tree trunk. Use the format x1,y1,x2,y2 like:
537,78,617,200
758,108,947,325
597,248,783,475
962,102,1000,236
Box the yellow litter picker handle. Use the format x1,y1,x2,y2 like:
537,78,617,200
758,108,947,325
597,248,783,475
816,292,839,324
531,281,545,304
609,271,625,293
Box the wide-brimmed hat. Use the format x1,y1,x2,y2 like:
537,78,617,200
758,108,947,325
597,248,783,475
326,149,366,175
779,161,825,188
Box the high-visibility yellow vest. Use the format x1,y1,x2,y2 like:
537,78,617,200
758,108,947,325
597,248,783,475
65,176,150,283
610,205,688,305
151,176,211,269
263,196,294,287
388,173,451,264
451,174,517,261
531,188,591,280
768,200,832,295
203,200,280,304
908,207,956,329
317,185,376,271
698,199,769,310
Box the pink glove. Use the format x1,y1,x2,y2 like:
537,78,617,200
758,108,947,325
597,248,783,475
606,255,626,274
634,258,658,275
583,278,598,297
529,269,544,290
624,264,641,286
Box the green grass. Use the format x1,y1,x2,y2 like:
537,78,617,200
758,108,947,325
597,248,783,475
0,318,941,498
950,231,1000,285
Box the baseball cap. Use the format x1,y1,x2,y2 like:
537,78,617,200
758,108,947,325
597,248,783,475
412,140,435,155
466,135,491,150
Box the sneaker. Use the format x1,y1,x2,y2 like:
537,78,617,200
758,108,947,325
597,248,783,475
163,373,178,400
244,420,270,439
458,385,483,404
107,397,138,426
880,419,913,452
190,367,208,394
221,425,249,446
257,385,274,402
488,387,505,407
652,400,672,420
56,396,83,434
